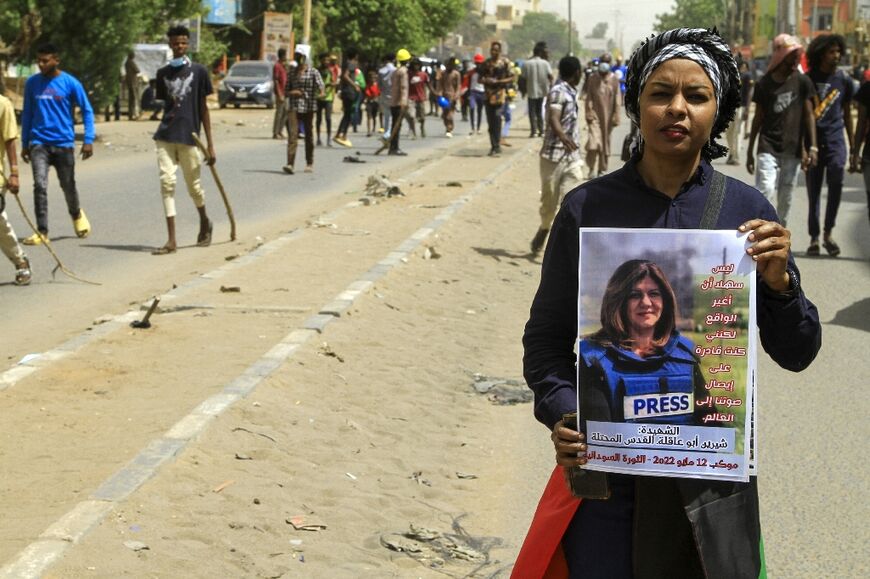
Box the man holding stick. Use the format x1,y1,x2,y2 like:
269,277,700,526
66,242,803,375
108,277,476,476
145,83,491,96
0,91,31,285
152,24,216,255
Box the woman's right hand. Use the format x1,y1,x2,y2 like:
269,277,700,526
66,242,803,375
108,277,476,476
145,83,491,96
551,419,587,467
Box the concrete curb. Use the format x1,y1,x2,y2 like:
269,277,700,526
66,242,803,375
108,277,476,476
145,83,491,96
0,142,534,578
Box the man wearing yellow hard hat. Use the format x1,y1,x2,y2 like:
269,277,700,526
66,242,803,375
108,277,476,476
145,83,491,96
381,48,412,155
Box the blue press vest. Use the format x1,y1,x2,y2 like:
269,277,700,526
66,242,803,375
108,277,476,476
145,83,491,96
579,334,698,424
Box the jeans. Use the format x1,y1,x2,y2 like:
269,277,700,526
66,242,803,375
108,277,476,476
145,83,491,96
501,102,512,137
485,102,502,151
755,152,801,226
528,97,544,136
389,106,402,153
288,110,315,167
469,92,484,132
30,144,81,233
337,95,355,136
273,97,288,137
316,99,333,141
806,143,845,238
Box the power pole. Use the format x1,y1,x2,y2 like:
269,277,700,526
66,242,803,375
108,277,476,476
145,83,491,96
568,0,573,56
303,0,312,44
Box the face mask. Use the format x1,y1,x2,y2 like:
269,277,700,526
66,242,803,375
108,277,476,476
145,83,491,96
170,56,187,67
598,62,611,73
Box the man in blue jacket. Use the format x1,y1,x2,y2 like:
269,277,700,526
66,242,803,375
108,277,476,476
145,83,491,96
20,42,95,245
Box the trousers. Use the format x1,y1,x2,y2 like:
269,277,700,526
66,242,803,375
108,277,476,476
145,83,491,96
30,144,81,233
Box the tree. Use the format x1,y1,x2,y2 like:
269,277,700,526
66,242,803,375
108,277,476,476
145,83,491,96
454,0,489,50
320,0,465,62
0,0,202,109
506,12,580,59
588,22,608,39
653,0,725,34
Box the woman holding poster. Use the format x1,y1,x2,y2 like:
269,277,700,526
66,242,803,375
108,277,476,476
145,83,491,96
518,28,821,579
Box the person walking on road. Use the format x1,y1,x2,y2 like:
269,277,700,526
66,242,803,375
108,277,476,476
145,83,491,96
478,41,515,156
746,34,817,228
583,52,621,177
151,25,216,255
364,69,381,137
272,48,289,139
316,52,337,146
805,34,853,257
20,42,95,246
386,48,411,156
530,56,584,256
849,74,870,224
377,54,396,141
438,57,461,138
124,51,140,120
407,59,429,138
283,44,324,175
333,48,361,148
522,41,553,138
0,92,32,285
725,60,753,165
467,54,486,135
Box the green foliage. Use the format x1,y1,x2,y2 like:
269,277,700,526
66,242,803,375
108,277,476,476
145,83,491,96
0,0,201,109
454,7,489,51
506,12,580,59
588,22,608,39
320,0,465,61
654,0,725,33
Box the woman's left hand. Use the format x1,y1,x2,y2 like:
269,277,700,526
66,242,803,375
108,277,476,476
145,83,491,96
740,219,791,292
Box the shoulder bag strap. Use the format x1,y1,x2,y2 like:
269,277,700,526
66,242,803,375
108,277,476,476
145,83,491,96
700,170,727,230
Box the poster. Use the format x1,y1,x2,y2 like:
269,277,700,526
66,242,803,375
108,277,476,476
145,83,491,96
576,228,756,483
261,11,293,64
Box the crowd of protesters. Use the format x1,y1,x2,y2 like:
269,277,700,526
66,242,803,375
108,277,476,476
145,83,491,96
2,28,869,287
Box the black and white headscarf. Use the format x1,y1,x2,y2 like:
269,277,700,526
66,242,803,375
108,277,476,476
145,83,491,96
625,28,740,160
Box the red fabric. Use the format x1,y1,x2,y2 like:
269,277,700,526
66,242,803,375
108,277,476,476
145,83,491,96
512,467,581,579
409,71,429,102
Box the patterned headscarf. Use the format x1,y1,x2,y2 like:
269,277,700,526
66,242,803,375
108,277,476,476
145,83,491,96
625,28,740,160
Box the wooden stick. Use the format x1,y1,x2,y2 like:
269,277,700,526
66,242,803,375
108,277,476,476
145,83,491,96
10,192,101,286
191,132,237,241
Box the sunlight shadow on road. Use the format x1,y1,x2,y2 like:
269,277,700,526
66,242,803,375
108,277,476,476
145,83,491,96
472,246,537,263
828,297,870,333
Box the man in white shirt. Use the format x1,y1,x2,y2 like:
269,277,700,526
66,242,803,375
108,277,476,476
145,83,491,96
521,41,553,138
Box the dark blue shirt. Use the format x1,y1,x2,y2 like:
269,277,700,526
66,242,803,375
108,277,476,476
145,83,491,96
523,158,822,429
808,68,853,147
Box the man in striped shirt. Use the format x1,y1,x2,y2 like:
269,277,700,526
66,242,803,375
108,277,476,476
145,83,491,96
284,44,324,174
532,56,584,255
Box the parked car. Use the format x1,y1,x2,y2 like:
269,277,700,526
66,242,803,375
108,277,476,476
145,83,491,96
218,60,274,109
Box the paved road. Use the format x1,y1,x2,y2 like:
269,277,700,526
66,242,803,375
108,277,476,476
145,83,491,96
0,107,468,361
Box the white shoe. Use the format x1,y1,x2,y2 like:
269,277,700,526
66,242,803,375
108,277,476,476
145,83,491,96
445,132,453,138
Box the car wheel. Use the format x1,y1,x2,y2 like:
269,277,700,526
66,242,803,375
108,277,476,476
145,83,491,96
233,103,241,109
219,101,227,109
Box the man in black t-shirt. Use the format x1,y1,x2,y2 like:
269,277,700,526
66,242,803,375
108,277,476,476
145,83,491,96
747,34,817,227
804,34,853,257
152,24,216,255
849,79,870,223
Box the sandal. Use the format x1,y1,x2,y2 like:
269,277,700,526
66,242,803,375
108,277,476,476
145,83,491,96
152,245,176,255
196,220,213,247
822,238,841,257
14,257,31,286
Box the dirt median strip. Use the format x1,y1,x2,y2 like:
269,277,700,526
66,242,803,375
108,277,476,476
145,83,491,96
0,142,535,578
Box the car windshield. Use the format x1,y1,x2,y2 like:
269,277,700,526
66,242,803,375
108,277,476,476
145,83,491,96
229,64,269,78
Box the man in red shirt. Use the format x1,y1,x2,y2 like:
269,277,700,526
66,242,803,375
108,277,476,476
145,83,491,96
406,59,430,138
272,48,288,139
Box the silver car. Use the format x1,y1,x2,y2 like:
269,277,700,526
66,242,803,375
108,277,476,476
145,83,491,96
218,60,274,109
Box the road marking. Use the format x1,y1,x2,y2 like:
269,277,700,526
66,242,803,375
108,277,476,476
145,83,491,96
0,143,533,578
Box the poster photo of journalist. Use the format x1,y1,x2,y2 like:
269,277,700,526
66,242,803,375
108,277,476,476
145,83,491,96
576,228,756,482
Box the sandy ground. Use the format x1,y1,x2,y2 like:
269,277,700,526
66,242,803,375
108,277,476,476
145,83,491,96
2,106,867,578
3,124,553,577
